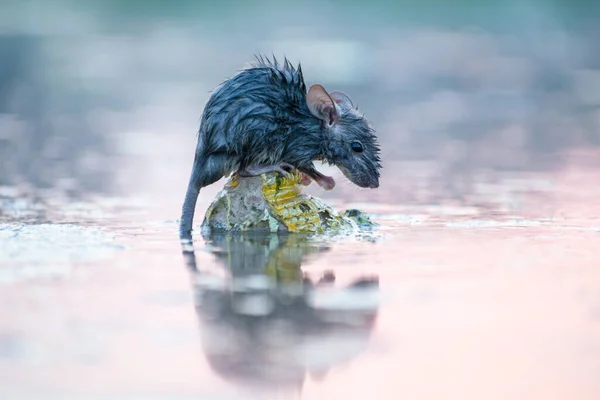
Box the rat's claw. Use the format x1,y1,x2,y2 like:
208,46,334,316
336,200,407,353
277,167,291,179
278,162,297,177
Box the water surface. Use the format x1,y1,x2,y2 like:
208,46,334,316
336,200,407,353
2,151,600,400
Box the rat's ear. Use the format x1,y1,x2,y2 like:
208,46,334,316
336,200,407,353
306,84,340,127
329,91,354,110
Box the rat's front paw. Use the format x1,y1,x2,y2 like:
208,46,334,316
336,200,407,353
300,172,313,186
317,175,335,190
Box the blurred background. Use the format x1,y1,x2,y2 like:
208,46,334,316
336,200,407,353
2,0,600,213
4,2,600,398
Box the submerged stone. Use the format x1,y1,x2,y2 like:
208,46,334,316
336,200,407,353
200,171,377,236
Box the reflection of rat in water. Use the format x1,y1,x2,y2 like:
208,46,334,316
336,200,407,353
179,55,382,239
188,232,380,394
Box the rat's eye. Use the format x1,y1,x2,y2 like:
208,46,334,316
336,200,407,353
351,141,363,153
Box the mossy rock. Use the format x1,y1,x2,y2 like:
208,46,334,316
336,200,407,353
200,171,377,236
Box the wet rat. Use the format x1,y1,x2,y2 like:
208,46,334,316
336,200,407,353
179,56,382,240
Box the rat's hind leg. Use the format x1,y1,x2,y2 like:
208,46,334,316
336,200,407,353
238,162,296,179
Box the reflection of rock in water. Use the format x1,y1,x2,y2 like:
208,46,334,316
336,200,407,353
0,35,112,193
188,233,380,395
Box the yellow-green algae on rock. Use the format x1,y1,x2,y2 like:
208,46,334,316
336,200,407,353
200,171,376,235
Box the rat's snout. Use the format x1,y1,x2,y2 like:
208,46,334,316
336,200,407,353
337,164,379,189
365,174,379,189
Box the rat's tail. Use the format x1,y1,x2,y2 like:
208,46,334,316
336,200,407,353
179,180,200,241
179,152,228,241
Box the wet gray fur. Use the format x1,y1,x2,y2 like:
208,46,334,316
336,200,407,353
180,55,381,240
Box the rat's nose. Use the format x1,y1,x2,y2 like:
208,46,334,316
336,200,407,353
369,180,379,189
